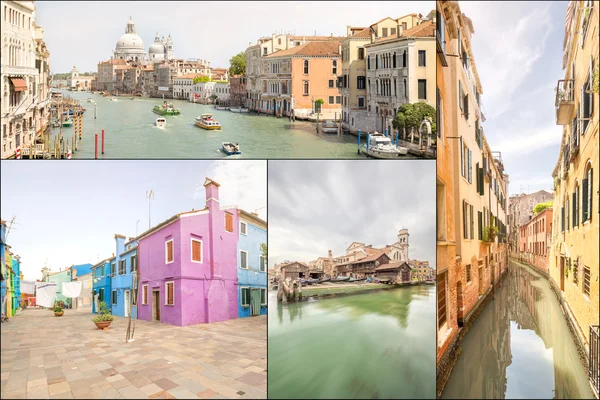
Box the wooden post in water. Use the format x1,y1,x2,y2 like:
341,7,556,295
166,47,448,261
102,129,105,154
95,133,98,159
357,130,361,154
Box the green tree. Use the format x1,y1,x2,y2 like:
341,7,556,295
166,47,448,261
392,102,437,136
229,52,246,76
533,201,553,215
260,243,267,260
193,75,210,84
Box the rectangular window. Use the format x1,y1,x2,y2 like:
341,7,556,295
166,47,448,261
382,27,388,37
329,96,334,104
583,265,590,296
240,250,248,269
165,281,174,305
303,80,309,95
357,76,366,89
336,96,341,104
260,255,266,272
468,149,472,184
111,262,116,277
358,97,365,108
118,259,126,275
240,221,247,235
191,238,202,263
142,285,148,305
437,271,447,328
111,290,117,305
131,255,137,272
358,48,364,60
328,79,334,88
418,79,427,100
418,50,426,66
466,264,472,283
225,212,234,232
478,211,483,240
461,139,466,178
261,288,266,305
241,287,250,306
165,239,174,263
303,60,309,74
463,200,468,239
470,204,474,240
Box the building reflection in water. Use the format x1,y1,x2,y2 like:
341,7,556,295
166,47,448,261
442,261,593,399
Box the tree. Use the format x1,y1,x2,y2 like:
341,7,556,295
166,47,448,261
533,201,553,215
392,102,437,136
260,243,267,260
229,52,246,76
193,75,210,84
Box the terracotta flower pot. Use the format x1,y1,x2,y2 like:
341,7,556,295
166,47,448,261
94,321,111,329
54,311,64,317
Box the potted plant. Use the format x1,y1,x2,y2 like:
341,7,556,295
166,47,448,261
53,305,64,317
482,225,498,243
92,301,114,329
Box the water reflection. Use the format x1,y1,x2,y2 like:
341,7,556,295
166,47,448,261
442,260,593,399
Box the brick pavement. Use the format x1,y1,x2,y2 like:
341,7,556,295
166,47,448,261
0,308,266,399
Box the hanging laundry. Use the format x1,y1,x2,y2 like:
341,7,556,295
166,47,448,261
62,281,82,298
21,281,36,295
35,282,57,308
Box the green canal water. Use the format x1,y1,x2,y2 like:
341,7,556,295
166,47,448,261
268,285,436,399
50,90,372,159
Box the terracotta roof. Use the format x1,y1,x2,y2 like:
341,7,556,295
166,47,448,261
265,41,341,58
288,35,345,41
352,28,372,38
369,21,435,44
100,59,128,65
338,249,387,266
375,261,410,271
281,261,310,269
176,73,204,80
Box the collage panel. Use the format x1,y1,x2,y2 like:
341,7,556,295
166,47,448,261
267,160,437,399
436,1,599,399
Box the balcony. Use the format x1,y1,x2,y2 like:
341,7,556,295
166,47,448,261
1,64,38,77
555,79,574,125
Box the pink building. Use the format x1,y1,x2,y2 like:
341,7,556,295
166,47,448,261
137,178,239,326
519,207,553,274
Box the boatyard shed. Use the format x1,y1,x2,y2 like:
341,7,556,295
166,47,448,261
280,262,310,280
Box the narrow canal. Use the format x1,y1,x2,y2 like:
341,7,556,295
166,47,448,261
49,90,379,159
441,259,593,399
268,285,436,399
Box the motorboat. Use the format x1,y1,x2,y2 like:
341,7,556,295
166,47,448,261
321,120,339,134
155,117,166,128
129,97,135,100
215,105,228,111
62,118,74,127
86,98,95,103
109,97,118,102
221,142,241,155
153,101,181,116
361,132,409,159
230,107,249,113
195,114,221,130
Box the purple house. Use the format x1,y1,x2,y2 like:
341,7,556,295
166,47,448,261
137,178,239,326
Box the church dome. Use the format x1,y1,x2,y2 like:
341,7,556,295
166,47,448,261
149,41,165,55
116,33,144,50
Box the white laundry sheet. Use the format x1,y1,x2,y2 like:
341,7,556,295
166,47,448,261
62,281,82,298
21,280,36,295
35,282,57,308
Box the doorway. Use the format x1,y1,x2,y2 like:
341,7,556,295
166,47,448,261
124,290,130,318
250,289,261,316
152,290,160,321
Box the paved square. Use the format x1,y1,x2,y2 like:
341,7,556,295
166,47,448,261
1,309,266,399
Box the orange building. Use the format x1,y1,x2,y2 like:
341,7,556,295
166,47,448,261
262,41,342,119
519,208,553,274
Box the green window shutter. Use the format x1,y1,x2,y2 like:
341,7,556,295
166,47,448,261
589,169,593,222
572,192,577,227
461,137,465,177
463,200,468,239
468,149,472,183
470,205,474,239
561,207,565,232
478,211,483,240
459,81,463,110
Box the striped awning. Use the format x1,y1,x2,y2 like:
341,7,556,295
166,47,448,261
10,78,27,92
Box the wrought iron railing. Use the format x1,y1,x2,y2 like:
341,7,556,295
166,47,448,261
591,325,600,398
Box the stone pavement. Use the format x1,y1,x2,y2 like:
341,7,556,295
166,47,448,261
0,308,266,399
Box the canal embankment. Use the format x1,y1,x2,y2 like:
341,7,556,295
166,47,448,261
297,282,432,301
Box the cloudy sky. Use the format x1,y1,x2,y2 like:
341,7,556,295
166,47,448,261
1,161,266,281
268,161,436,269
459,1,567,195
37,1,434,73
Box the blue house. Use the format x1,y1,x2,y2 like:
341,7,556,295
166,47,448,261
71,263,93,277
109,235,138,318
237,210,267,317
1,221,7,317
91,259,111,314
12,256,21,313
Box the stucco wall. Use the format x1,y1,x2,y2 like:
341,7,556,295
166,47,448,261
237,217,267,317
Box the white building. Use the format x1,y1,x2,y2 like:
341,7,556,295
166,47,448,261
192,81,216,101
1,0,52,159
113,17,146,63
388,228,410,262
66,65,94,91
214,81,230,103
173,73,202,100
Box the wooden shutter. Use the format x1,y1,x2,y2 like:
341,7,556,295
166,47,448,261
143,285,147,304
167,282,174,305
166,241,173,262
225,213,233,232
478,211,483,240
463,200,468,239
461,138,465,177
470,204,474,239
573,192,577,227
192,240,201,262
589,169,593,221
459,81,463,110
468,149,472,183
561,207,565,231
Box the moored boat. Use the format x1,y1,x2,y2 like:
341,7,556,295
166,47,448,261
215,105,228,111
155,117,166,128
62,118,73,127
195,114,221,130
230,107,249,113
361,132,408,159
86,98,94,103
348,277,366,283
153,101,181,116
109,97,118,102
331,276,350,283
321,120,338,134
221,142,241,155
318,277,331,284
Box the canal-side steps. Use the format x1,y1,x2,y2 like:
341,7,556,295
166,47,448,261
436,267,509,399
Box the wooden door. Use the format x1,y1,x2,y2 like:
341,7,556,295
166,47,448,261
152,291,160,321
251,289,261,316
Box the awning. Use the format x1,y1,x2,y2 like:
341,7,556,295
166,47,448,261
10,78,27,92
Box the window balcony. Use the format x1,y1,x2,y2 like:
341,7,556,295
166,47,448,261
555,79,574,125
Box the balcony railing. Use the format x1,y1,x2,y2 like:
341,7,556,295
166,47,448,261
555,79,575,125
0,64,38,76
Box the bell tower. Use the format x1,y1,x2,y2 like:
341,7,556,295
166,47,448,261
397,228,409,261
166,34,174,60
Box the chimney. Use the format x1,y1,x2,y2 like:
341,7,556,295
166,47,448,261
204,177,220,210
330,33,333,37
347,25,352,36
398,25,403,37
371,30,376,43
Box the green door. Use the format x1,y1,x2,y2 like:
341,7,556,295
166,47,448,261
250,289,261,316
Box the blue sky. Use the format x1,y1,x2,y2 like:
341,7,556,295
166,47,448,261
1,160,266,281
36,1,435,73
460,1,567,195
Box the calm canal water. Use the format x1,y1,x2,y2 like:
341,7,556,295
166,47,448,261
442,259,593,399
268,285,436,399
50,90,372,159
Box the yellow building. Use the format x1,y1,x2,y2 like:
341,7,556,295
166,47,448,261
550,0,599,346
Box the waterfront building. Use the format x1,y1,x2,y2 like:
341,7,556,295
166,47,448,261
363,16,436,134
4,251,13,317
97,59,129,92
309,252,333,276
70,263,93,311
112,17,146,63
237,210,267,318
0,221,7,317
335,249,390,278
214,81,230,103
42,266,73,306
107,235,138,318
436,0,509,365
339,14,425,134
173,73,203,100
123,66,142,94
550,0,599,346
519,208,552,274
229,75,247,107
11,255,20,313
140,64,155,95
280,261,310,280
262,41,341,119
375,261,412,283
137,178,239,326
91,259,111,313
1,0,52,159
508,190,553,254
211,68,229,82
192,81,216,102
66,65,94,91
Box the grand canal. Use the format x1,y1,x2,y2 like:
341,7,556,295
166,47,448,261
268,285,436,399
50,90,372,159
441,259,594,399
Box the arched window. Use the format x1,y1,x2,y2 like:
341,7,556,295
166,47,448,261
367,55,371,70
583,161,593,222
403,78,407,97
303,59,309,74
376,80,379,95
403,50,407,67
573,180,580,227
393,52,397,68
332,60,337,74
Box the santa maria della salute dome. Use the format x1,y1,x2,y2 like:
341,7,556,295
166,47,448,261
112,17,174,64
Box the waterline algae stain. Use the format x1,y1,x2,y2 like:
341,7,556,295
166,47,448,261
268,285,436,399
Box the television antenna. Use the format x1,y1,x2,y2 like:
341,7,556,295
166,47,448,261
4,216,17,241
146,190,154,229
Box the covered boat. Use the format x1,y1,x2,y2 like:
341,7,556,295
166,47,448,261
62,118,74,127
153,101,181,116
195,114,221,130
321,120,338,134
221,142,241,155
331,276,350,283
230,107,249,113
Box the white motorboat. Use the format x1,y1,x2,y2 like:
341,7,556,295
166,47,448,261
361,132,409,159
321,120,339,134
155,117,166,128
109,97,118,102
214,105,228,111
86,98,95,103
230,107,249,113
221,142,241,155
